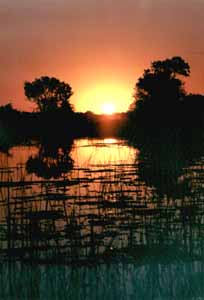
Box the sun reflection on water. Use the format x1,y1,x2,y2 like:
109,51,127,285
72,138,137,167
103,138,117,144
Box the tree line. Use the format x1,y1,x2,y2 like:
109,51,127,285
0,75,125,148
1,55,204,143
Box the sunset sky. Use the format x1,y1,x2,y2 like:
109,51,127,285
0,0,204,113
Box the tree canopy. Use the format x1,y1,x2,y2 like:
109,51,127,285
133,56,190,108
24,76,74,113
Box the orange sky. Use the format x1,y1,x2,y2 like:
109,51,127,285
0,0,204,113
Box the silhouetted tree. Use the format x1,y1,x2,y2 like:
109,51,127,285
182,94,204,127
133,56,190,109
0,103,14,113
124,56,191,131
24,76,74,113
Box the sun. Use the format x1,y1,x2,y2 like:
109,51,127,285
76,82,133,113
101,103,115,115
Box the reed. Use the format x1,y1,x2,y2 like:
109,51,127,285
0,138,204,298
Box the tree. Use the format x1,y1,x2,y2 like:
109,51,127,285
125,56,191,130
24,76,74,113
133,56,190,109
0,103,14,113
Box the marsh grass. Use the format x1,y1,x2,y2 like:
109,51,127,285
0,139,204,298
0,155,204,265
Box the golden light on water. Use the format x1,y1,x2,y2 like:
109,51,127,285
72,138,137,166
104,138,117,144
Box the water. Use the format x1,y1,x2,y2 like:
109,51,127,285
0,138,204,299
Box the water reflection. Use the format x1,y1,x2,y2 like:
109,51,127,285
26,139,74,179
71,138,136,166
0,137,204,298
135,134,204,197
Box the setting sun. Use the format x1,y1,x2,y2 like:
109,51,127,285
75,82,133,114
101,103,115,115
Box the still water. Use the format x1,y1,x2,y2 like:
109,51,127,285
0,138,204,299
